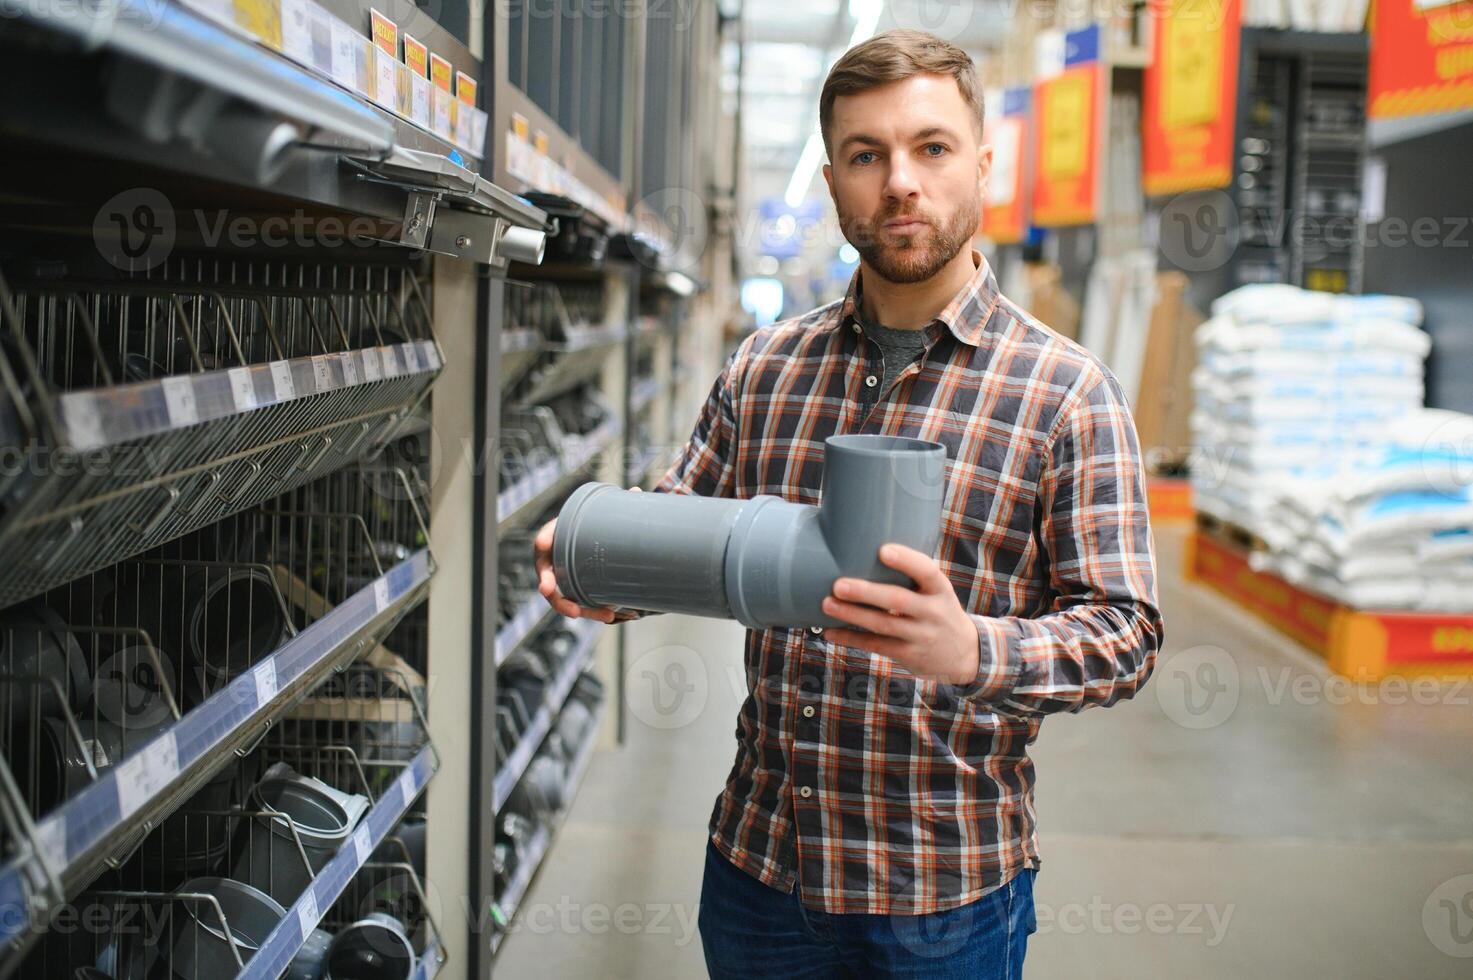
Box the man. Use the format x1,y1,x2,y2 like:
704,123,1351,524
535,28,1163,979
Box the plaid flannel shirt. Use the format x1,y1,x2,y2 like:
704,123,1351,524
654,252,1163,914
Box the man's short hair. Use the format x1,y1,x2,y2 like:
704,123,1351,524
819,28,985,158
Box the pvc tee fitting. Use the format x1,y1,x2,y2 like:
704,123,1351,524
552,434,946,629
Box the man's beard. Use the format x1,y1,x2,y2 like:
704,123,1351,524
841,196,979,285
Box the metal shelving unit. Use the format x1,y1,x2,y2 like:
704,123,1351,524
0,0,551,975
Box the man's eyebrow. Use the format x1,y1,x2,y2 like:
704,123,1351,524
836,126,963,153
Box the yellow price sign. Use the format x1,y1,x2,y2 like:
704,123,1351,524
1163,0,1222,128
233,0,283,50
1042,72,1089,180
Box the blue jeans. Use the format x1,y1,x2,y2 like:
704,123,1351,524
697,842,1036,979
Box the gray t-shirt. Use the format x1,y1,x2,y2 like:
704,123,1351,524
855,311,929,395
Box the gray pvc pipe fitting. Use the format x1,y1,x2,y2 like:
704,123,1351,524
552,434,945,629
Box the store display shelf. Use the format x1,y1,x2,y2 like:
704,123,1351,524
410,939,448,980
492,620,602,814
0,339,441,607
48,341,442,453
630,376,662,415
237,744,440,979
1187,528,1473,681
516,326,629,407
555,322,630,355
496,595,559,668
491,700,606,956
496,419,623,530
20,0,393,154
0,550,435,953
502,328,544,356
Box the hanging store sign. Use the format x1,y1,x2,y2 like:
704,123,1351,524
1369,0,1473,118
1031,25,1101,227
983,88,1030,244
1142,0,1242,196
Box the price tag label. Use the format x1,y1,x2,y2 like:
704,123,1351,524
35,814,66,867
340,351,360,385
228,367,258,411
403,344,422,372
115,732,179,819
353,824,373,865
382,347,401,376
254,659,278,708
161,376,199,427
62,393,105,451
399,770,416,808
271,360,296,401
297,886,319,936
311,355,334,391
362,348,382,381
374,577,391,612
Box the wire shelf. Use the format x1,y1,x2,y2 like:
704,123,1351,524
0,263,441,607
0,466,435,972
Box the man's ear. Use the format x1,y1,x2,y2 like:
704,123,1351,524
976,139,994,202
822,161,835,203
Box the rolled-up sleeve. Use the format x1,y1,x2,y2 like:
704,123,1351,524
960,370,1163,717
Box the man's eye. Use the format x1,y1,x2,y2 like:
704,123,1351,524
853,151,877,165
924,143,947,157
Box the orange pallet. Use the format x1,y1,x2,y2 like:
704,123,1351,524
1147,478,1194,524
1185,529,1473,681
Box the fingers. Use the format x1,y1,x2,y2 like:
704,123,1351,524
822,627,906,659
821,597,920,640
537,563,616,623
877,544,949,594
831,577,923,617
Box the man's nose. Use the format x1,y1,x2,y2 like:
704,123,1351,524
884,156,922,201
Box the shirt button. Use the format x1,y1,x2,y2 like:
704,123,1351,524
799,786,813,798
809,626,822,634
802,705,815,718
852,323,861,334
865,375,878,387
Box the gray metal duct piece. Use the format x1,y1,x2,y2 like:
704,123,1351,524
553,434,946,629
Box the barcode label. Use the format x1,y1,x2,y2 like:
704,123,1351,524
374,578,391,612
254,659,278,707
62,393,105,451
362,348,382,381
382,347,401,376
340,352,360,385
115,732,179,819
271,360,295,400
311,356,334,391
399,769,416,808
353,824,373,864
228,367,258,411
403,344,422,372
161,377,198,426
297,887,319,935
35,814,66,868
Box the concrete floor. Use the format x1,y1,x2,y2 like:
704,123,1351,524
496,526,1473,978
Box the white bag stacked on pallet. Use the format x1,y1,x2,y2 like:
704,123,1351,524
1190,284,1473,611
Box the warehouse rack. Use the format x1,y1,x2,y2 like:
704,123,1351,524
0,0,554,973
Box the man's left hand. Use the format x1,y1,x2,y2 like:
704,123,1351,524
821,544,981,686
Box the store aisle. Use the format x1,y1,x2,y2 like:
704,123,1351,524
498,525,1473,979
